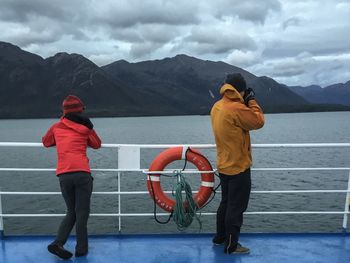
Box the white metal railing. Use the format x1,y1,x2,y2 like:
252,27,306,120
0,142,350,236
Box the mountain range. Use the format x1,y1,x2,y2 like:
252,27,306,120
287,82,350,106
0,41,349,118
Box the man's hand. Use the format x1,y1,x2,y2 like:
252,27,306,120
243,88,255,104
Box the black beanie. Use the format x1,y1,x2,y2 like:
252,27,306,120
225,73,247,93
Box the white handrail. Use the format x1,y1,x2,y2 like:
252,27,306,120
1,211,349,218
1,168,350,172
1,189,350,195
1,142,350,148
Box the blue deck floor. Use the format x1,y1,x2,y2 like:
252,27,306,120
1,233,350,263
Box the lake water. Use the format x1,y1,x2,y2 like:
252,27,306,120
0,111,350,234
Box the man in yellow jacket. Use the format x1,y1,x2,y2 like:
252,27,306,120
210,73,264,254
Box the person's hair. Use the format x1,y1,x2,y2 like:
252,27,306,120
225,73,247,93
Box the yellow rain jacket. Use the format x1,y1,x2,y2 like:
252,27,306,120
210,84,265,175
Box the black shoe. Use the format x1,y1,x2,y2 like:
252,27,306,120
48,244,73,260
75,250,88,257
212,235,225,245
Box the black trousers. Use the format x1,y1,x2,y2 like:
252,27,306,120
54,172,93,253
216,168,251,247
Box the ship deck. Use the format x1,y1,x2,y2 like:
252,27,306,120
1,233,349,263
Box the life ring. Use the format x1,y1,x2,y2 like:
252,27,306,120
147,147,214,212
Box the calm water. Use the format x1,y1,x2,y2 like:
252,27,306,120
0,111,350,234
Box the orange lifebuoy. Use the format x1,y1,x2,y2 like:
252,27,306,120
147,147,214,212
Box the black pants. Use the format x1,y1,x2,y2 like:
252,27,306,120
54,172,93,253
216,168,251,248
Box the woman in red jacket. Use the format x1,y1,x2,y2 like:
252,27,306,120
42,95,101,259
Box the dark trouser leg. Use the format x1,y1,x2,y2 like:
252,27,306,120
54,173,76,246
74,173,93,253
224,169,251,251
216,174,229,237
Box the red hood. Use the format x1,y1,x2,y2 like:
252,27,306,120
61,118,91,135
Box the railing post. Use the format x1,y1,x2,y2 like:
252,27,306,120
342,170,350,232
0,191,4,238
118,172,121,233
117,145,141,234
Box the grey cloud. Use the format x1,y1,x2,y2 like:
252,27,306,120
269,53,315,77
95,1,200,28
329,64,343,71
6,30,60,47
2,19,89,47
130,42,163,59
196,43,235,55
180,27,257,55
312,61,350,86
70,29,90,41
282,17,302,30
0,0,197,47
0,0,90,45
140,25,180,44
110,24,180,48
0,0,197,29
272,66,305,77
263,40,350,59
211,0,281,24
0,0,81,22
226,50,259,68
111,29,144,43
250,52,350,86
263,26,350,59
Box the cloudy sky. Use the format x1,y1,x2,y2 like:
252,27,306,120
1,0,349,87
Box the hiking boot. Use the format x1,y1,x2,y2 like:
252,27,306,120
212,235,225,245
232,243,250,254
48,243,73,260
225,242,250,254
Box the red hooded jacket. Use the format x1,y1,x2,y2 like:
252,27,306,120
42,118,101,175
